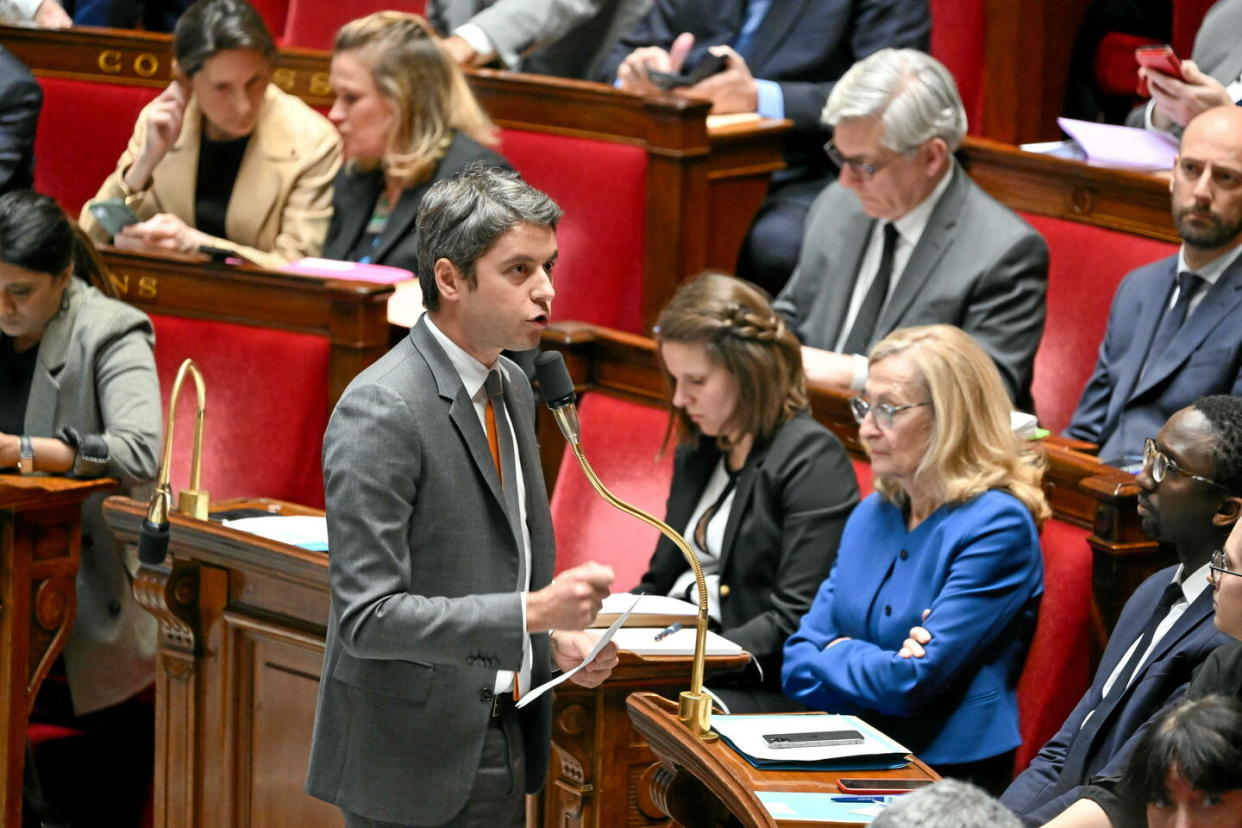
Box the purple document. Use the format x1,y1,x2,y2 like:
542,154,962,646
1057,117,1180,172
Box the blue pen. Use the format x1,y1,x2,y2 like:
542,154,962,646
830,795,896,804
654,622,684,641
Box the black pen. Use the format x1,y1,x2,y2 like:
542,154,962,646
654,622,684,641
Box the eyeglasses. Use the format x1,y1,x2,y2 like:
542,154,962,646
824,140,900,179
849,397,930,430
1142,438,1233,492
1210,549,1242,586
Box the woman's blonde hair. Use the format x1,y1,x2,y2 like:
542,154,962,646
868,324,1050,525
654,271,807,450
334,12,498,185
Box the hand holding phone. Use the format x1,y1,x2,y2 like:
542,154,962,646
1136,45,1185,97
88,199,140,239
647,52,728,90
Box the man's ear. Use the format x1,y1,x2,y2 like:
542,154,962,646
925,137,950,178
434,257,462,304
1214,496,1242,527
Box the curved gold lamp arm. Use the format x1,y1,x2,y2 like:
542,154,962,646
150,359,209,522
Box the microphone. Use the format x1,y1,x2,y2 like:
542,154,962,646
534,348,716,741
534,351,581,444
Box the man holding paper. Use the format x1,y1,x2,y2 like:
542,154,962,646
306,166,618,827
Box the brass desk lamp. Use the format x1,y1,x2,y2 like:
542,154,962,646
139,359,208,565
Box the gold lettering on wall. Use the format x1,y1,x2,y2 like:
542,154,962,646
133,53,160,77
107,271,129,295
98,50,122,74
272,68,295,92
137,276,158,298
309,71,331,98
106,272,159,298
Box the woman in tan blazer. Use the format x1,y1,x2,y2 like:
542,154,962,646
80,0,341,269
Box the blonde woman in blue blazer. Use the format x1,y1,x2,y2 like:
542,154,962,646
783,324,1048,794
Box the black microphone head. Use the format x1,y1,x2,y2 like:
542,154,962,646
535,351,576,409
138,519,170,565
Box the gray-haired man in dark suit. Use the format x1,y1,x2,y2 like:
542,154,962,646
306,165,618,827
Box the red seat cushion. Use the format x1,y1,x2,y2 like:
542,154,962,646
281,0,426,49
1022,213,1177,435
499,129,647,334
1094,32,1161,97
549,392,674,589
34,78,159,217
151,315,329,508
850,456,873,497
1015,518,1094,773
930,0,986,133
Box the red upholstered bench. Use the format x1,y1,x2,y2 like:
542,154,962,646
152,315,330,509
549,392,674,589
1022,213,1177,434
500,129,648,334
34,77,159,216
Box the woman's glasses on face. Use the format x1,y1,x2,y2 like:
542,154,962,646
1209,549,1242,587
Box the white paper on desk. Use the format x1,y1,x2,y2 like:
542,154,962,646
223,515,328,551
599,593,698,616
515,594,640,709
605,627,744,656
1056,117,1179,172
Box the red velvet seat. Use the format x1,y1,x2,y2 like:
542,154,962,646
1014,517,1094,773
929,0,986,133
151,315,330,508
1022,213,1177,435
281,0,426,49
499,129,648,334
33,77,159,216
549,392,674,589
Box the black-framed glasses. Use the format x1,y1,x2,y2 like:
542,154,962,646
1210,549,1242,586
824,140,900,179
849,397,930,430
1143,438,1233,492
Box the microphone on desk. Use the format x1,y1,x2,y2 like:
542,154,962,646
534,351,717,741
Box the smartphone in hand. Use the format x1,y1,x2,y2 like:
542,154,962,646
1136,45,1185,97
88,199,140,239
647,52,728,90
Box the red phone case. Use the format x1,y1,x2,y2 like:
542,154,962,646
1136,45,1184,97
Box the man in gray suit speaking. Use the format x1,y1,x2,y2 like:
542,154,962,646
773,49,1048,410
306,166,619,826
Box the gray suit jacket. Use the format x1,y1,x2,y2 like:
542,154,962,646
429,0,651,78
25,277,161,715
773,166,1048,410
305,317,555,825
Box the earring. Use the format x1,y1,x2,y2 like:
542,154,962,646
60,291,70,312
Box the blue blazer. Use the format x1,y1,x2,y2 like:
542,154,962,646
1066,254,1242,460
999,565,1227,825
782,491,1043,765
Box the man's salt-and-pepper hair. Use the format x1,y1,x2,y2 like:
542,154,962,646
415,164,562,312
869,780,1022,828
823,48,968,154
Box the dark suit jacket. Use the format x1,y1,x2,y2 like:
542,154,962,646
773,166,1049,410
635,413,858,694
999,565,1229,825
322,131,511,275
0,45,40,195
597,0,930,175
306,318,555,825
1066,254,1242,461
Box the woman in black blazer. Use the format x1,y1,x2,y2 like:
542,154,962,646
636,272,860,713
322,12,510,275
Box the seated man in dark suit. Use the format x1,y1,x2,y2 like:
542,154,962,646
0,45,40,195
772,49,1047,410
1067,105,1242,464
995,398,1242,824
599,0,930,296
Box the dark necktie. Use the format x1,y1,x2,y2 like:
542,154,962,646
842,223,900,356
1057,579,1184,788
484,371,523,548
1143,272,1202,378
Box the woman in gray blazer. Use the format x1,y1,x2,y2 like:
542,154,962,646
0,190,161,825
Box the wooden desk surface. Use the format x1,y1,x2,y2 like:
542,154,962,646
628,692,938,828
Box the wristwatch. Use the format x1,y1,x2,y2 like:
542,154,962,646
17,436,34,476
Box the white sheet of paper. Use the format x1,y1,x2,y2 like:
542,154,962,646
515,594,640,709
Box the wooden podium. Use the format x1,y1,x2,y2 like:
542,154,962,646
627,693,939,828
101,496,751,827
0,474,114,827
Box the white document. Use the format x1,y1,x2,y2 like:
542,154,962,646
223,515,328,551
713,713,910,763
599,593,698,616
515,594,640,709
604,627,743,656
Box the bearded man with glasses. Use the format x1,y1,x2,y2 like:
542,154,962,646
999,395,1242,825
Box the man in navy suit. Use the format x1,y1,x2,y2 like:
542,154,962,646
599,0,930,295
997,397,1242,824
1067,105,1242,463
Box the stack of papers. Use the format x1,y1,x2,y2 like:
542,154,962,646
1055,118,1179,172
713,713,910,771
222,515,329,552
592,593,699,628
602,626,743,656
